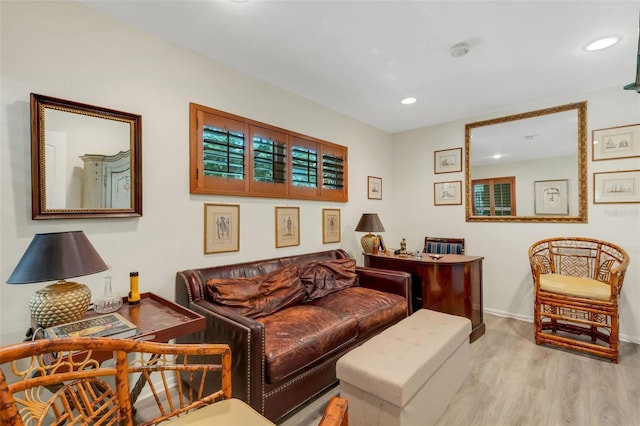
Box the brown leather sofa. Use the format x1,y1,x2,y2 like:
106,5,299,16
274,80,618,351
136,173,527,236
175,249,411,422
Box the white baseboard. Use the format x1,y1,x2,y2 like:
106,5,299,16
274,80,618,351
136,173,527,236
483,309,640,344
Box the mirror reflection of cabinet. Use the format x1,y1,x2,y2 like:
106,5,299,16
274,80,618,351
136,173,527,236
31,93,142,219
80,151,131,209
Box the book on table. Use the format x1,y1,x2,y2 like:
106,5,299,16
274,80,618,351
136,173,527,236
45,312,138,339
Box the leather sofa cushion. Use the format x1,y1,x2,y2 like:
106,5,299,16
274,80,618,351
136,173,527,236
257,305,358,383
298,258,359,301
205,265,305,318
311,287,407,335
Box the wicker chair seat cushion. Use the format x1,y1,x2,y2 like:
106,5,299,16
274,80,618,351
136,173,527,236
540,273,610,300
163,399,275,425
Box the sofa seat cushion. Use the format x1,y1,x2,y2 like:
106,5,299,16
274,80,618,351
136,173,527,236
310,287,407,335
257,305,358,383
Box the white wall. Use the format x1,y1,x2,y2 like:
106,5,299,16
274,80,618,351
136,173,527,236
1,1,639,347
391,87,640,342
0,1,394,345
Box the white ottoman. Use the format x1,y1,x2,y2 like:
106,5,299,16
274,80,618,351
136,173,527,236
336,309,471,426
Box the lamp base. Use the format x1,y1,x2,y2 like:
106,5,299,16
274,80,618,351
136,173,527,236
360,233,379,254
29,280,92,328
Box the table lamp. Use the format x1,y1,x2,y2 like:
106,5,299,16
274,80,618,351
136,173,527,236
355,213,385,254
7,231,108,328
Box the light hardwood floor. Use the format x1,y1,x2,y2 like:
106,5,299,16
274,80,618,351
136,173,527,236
279,313,640,426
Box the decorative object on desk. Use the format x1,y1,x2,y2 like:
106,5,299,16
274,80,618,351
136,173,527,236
94,266,123,314
128,272,141,305
400,238,407,254
434,180,462,205
434,147,462,174
593,169,640,204
367,176,382,199
322,208,341,244
427,254,444,260
355,213,385,254
377,234,386,252
204,203,240,254
6,231,108,328
534,179,569,215
592,123,640,161
45,312,138,339
275,206,300,248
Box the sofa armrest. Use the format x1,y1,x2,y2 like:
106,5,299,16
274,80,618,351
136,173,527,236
176,272,266,414
181,300,266,414
356,266,413,314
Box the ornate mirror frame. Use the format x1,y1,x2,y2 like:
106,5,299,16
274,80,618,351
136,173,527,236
465,101,587,223
31,93,142,219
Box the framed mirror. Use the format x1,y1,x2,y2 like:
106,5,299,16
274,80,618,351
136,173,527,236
465,102,587,223
31,93,142,219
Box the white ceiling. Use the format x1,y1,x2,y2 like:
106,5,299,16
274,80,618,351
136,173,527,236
78,0,638,134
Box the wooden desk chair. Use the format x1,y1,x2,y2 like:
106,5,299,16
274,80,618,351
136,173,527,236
528,237,629,363
0,337,348,425
424,236,465,255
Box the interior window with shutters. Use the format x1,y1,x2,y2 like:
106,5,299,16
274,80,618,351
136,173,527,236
472,177,516,216
322,152,344,190
253,136,286,184
190,103,348,201
292,145,318,188
203,125,245,179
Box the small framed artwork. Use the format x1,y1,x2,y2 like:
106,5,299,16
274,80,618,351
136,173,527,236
534,179,569,215
204,203,240,254
593,170,640,204
275,206,300,247
592,124,640,161
434,180,462,205
368,176,382,199
322,208,341,244
434,147,463,174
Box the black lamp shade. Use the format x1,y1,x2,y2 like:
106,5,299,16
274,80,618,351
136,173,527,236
7,231,108,284
355,213,385,233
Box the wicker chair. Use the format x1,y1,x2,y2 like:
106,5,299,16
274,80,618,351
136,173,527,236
0,337,349,425
424,236,465,255
528,237,630,363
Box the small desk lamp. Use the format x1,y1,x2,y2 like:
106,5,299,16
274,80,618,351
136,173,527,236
7,231,108,328
355,213,385,254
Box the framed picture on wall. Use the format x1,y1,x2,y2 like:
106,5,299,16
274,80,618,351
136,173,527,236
592,123,640,161
434,148,462,174
593,170,640,204
204,203,240,254
322,208,341,244
534,179,569,215
367,176,382,199
275,206,300,247
434,180,462,205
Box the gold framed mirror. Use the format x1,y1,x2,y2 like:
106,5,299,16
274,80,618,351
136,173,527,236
31,93,142,219
465,101,587,223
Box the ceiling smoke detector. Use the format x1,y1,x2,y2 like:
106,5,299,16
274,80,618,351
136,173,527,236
450,42,471,58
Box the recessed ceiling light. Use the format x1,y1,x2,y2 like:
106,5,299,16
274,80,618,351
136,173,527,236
585,36,621,52
401,97,417,105
492,154,503,160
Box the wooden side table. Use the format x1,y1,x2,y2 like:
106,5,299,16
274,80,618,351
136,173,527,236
85,292,206,343
26,292,206,405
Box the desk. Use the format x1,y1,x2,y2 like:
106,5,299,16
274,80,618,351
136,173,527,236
364,253,485,342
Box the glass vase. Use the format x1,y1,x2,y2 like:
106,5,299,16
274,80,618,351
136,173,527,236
94,271,123,314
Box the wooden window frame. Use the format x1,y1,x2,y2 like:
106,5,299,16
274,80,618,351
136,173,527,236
190,103,348,202
471,176,516,216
